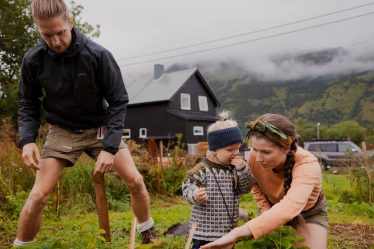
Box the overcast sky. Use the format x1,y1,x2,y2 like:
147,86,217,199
73,0,374,80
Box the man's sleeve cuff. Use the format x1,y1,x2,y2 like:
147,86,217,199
103,147,118,155
18,138,36,149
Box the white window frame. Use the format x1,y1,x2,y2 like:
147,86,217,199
122,129,131,139
180,93,191,110
193,126,204,136
198,95,208,111
139,128,147,138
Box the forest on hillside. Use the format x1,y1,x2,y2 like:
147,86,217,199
206,70,374,126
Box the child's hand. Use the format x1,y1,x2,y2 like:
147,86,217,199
231,155,246,170
193,188,208,203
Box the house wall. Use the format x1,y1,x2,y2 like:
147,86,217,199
184,120,214,144
169,74,217,116
124,102,185,140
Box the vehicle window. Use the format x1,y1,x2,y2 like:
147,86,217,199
308,144,320,151
338,143,352,152
321,143,337,152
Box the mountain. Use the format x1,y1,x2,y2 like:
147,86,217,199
207,70,374,126
165,48,374,126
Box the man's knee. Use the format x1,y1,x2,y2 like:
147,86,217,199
27,191,50,212
127,174,146,193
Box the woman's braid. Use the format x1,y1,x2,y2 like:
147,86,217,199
283,140,297,193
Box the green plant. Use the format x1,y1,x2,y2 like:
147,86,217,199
346,144,374,203
237,226,308,249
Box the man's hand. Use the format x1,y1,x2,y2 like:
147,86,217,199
230,155,245,170
22,143,41,170
193,187,208,203
94,150,115,175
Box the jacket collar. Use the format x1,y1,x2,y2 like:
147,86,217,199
41,27,87,58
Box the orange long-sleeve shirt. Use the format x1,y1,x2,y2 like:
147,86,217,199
245,146,322,239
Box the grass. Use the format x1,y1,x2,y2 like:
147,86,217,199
2,190,373,248
1,142,373,248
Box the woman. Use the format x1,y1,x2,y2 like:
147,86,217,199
201,113,328,249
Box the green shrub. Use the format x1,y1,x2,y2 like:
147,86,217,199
237,226,308,249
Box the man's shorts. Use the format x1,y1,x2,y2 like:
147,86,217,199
41,125,127,166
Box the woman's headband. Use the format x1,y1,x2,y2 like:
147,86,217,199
245,119,294,148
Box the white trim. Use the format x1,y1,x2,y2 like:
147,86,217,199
139,128,147,138
193,126,204,136
198,95,208,111
180,93,191,110
122,129,131,139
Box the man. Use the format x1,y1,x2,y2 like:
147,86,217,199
15,0,157,246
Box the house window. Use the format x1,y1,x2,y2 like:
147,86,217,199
193,126,204,136
139,128,147,138
198,96,208,111
122,129,131,139
180,93,191,110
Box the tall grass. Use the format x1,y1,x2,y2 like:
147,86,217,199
0,132,34,201
0,129,197,219
343,143,374,203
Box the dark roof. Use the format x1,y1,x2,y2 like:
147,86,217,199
125,68,219,106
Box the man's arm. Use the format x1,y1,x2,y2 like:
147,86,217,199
98,50,129,155
18,57,42,148
18,57,43,169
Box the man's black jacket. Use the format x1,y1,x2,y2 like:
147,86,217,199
18,27,129,155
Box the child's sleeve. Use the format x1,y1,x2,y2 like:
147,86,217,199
182,165,206,205
236,163,255,194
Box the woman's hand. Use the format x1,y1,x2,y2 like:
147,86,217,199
200,225,251,249
193,187,208,203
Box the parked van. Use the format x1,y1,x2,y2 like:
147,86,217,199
303,140,363,170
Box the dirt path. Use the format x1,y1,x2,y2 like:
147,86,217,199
329,223,374,249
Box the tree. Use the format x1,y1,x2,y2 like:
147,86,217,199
325,120,366,144
0,0,100,126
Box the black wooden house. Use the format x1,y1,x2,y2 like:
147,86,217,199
123,64,219,153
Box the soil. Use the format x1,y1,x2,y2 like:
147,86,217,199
329,223,374,249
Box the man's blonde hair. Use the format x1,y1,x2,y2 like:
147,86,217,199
31,0,70,21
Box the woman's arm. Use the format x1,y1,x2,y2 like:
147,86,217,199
200,225,252,249
246,164,319,239
251,183,271,212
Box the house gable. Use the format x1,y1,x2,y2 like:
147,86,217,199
169,72,218,116
123,66,219,146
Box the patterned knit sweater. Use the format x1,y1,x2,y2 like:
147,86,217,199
182,155,254,241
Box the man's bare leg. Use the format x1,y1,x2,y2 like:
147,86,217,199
113,148,150,223
16,158,65,242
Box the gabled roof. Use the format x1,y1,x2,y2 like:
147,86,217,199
125,67,219,106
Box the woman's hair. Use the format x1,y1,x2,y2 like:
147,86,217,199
207,110,238,133
31,0,70,22
249,113,305,229
250,113,298,193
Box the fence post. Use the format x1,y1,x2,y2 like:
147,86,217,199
93,172,111,242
